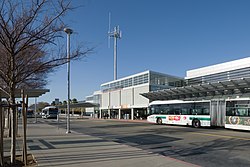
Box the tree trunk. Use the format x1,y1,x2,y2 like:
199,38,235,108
22,90,28,165
0,95,4,167
16,109,18,137
10,93,16,165
8,108,11,138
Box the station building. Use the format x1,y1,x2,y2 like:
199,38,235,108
99,70,184,119
85,90,101,117
142,57,250,127
86,57,250,122
144,57,250,100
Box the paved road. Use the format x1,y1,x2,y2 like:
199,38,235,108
11,118,250,167
44,118,250,167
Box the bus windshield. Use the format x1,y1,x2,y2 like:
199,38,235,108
49,108,58,114
42,106,59,119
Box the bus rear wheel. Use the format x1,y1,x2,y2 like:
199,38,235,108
157,118,162,125
192,119,201,128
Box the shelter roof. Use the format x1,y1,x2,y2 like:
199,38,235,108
0,89,49,98
56,102,99,109
141,77,250,101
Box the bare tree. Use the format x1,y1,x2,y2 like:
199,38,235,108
0,0,93,165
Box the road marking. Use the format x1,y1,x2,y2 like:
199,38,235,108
191,132,250,141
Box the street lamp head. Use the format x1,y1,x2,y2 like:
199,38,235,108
64,28,73,34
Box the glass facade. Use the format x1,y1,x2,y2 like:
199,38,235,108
149,71,184,91
101,71,184,92
186,67,250,85
86,96,93,101
134,73,149,86
101,72,149,92
93,94,101,105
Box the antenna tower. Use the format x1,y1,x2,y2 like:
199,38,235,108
108,12,122,80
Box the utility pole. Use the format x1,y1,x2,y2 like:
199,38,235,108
108,13,122,80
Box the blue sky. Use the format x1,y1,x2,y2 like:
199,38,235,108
38,0,250,103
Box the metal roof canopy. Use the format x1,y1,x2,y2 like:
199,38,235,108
56,102,99,109
141,77,250,101
0,89,50,98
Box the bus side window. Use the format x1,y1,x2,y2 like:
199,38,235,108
226,108,232,116
174,109,180,115
161,109,168,114
167,110,174,115
192,109,197,115
181,108,188,115
188,109,192,115
201,108,209,115
226,108,235,116
239,109,247,116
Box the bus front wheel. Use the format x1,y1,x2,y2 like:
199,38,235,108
192,119,201,128
157,118,162,125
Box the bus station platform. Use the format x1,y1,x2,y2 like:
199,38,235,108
4,121,199,167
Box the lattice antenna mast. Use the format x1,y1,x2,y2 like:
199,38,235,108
108,12,122,80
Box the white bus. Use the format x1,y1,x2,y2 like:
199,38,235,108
42,106,59,119
225,98,250,131
147,99,250,130
147,100,211,128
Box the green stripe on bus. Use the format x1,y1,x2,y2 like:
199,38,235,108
189,117,211,121
156,116,167,119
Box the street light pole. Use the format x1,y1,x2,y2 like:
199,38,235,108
34,97,37,123
64,28,73,134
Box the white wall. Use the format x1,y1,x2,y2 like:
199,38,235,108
86,107,94,113
101,84,150,109
101,92,109,109
110,90,120,107
121,88,133,106
133,85,149,107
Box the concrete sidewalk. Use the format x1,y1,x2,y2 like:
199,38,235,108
6,121,199,167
